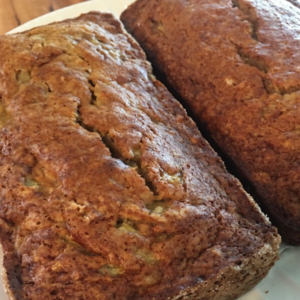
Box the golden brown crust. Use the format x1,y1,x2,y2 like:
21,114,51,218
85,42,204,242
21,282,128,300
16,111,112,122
0,12,279,300
121,0,300,244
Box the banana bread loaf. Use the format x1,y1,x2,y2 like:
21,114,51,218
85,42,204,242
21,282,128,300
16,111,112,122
121,0,300,245
0,12,279,300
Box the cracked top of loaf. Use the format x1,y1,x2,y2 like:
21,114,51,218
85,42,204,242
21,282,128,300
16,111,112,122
121,0,300,244
0,12,279,300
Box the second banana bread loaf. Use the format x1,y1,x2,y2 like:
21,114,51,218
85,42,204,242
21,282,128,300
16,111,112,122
121,0,300,244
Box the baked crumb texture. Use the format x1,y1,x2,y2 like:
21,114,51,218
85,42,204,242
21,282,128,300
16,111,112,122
0,12,279,300
121,0,300,245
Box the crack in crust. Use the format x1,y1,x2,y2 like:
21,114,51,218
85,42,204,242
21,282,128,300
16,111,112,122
73,53,184,199
231,0,259,41
231,0,300,96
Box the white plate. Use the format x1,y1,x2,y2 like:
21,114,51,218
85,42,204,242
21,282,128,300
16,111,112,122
8,0,133,34
1,1,300,299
